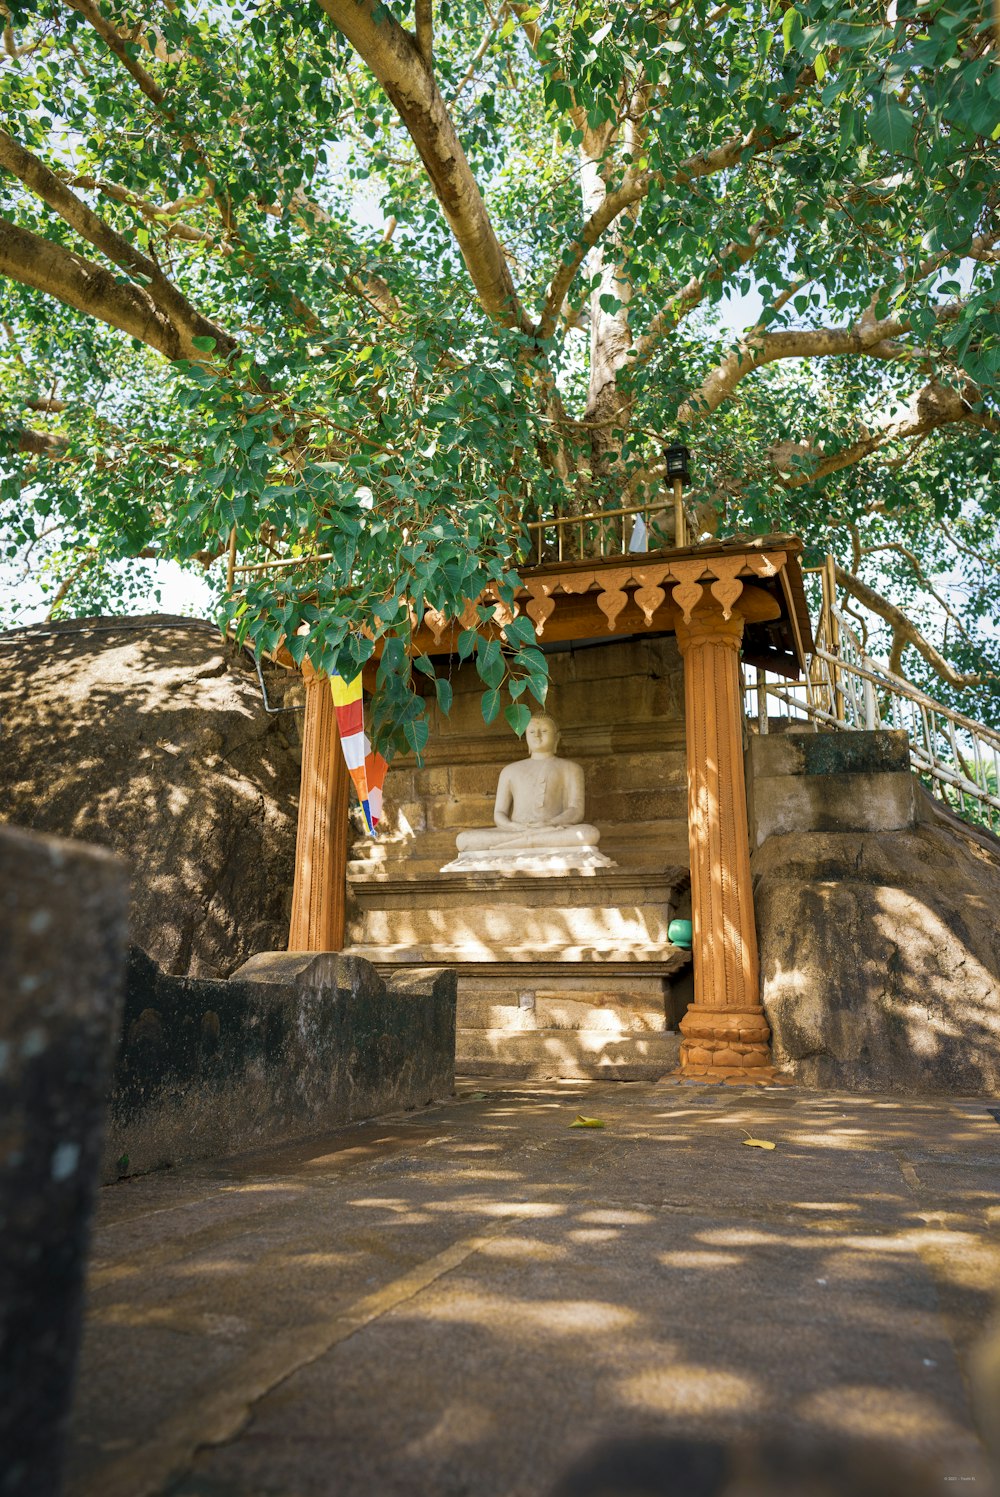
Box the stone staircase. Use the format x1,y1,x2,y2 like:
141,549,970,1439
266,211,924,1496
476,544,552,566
346,866,691,1080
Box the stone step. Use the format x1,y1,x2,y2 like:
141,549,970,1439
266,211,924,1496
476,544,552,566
346,867,690,959
459,993,667,1034
348,939,688,963
456,1027,682,1080
368,956,689,981
350,868,689,905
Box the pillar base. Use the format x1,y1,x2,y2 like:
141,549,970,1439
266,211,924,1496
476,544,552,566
677,1003,776,1083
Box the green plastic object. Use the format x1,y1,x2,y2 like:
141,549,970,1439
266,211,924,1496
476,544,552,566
668,918,693,950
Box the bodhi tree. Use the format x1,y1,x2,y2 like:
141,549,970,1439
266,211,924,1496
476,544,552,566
1,0,997,752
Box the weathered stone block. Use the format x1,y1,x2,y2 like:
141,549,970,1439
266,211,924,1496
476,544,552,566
381,799,427,835
414,766,451,796
587,786,688,824
748,728,910,780
103,949,456,1178
0,823,129,1497
750,770,914,846
427,795,495,830
449,762,510,798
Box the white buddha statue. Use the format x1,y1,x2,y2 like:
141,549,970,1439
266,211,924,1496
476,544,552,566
444,713,612,872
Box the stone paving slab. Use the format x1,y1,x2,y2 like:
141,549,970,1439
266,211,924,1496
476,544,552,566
65,1080,1000,1497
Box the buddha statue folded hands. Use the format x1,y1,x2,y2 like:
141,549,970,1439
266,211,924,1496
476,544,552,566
443,713,613,873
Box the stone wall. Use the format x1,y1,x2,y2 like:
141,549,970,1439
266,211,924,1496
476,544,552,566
352,635,688,881
750,732,1000,1095
104,950,456,1179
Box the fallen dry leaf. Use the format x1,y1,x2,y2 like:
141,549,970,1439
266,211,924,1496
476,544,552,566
742,1133,776,1150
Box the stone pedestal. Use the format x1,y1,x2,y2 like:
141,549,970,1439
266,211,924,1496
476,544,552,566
346,868,691,1080
441,847,614,875
288,665,350,952
675,606,774,1082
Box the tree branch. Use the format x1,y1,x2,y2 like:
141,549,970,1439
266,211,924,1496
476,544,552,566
5,425,67,456
450,6,503,104
60,0,165,105
535,129,797,342
67,175,213,243
0,216,216,361
631,224,793,366
535,171,647,341
413,0,433,66
0,130,236,359
770,377,999,487
835,564,982,689
858,541,972,642
317,0,532,334
679,301,971,423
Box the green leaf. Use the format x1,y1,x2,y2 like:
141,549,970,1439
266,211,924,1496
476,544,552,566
285,632,309,666
481,687,502,724
505,702,531,736
403,712,429,757
457,628,478,661
191,335,217,353
435,677,453,714
869,92,914,156
503,615,537,649
782,7,799,56
477,636,505,689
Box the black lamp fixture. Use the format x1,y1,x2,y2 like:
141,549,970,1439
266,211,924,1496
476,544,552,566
665,443,692,487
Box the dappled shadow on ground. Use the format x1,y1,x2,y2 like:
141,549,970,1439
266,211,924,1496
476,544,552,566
66,1081,1000,1497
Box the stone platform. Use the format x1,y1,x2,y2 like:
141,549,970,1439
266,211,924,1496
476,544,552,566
347,869,691,1079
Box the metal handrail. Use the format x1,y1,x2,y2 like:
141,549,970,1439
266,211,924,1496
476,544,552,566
745,584,1000,834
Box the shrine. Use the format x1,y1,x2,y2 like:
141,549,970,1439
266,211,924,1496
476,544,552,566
266,518,813,1085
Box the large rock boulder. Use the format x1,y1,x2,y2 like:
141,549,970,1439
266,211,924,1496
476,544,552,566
754,789,1000,1095
0,616,303,976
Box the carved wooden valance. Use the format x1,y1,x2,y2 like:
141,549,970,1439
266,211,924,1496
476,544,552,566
419,550,790,647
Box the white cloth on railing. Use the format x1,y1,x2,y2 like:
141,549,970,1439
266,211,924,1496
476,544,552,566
627,515,648,553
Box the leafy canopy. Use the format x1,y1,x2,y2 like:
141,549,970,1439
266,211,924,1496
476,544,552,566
1,0,997,746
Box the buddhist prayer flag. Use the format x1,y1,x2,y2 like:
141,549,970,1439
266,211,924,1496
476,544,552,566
329,674,388,837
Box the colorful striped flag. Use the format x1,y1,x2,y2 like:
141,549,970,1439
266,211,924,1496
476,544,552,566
329,673,388,837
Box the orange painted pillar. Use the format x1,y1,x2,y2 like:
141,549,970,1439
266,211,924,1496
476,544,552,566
288,664,350,952
674,604,773,1082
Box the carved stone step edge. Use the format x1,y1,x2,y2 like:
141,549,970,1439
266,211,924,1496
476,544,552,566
459,1027,681,1044
349,867,691,899
360,949,692,976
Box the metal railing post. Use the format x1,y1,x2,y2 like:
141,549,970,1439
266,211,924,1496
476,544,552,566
756,668,768,734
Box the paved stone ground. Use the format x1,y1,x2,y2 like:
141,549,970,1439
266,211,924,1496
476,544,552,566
66,1080,1000,1497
